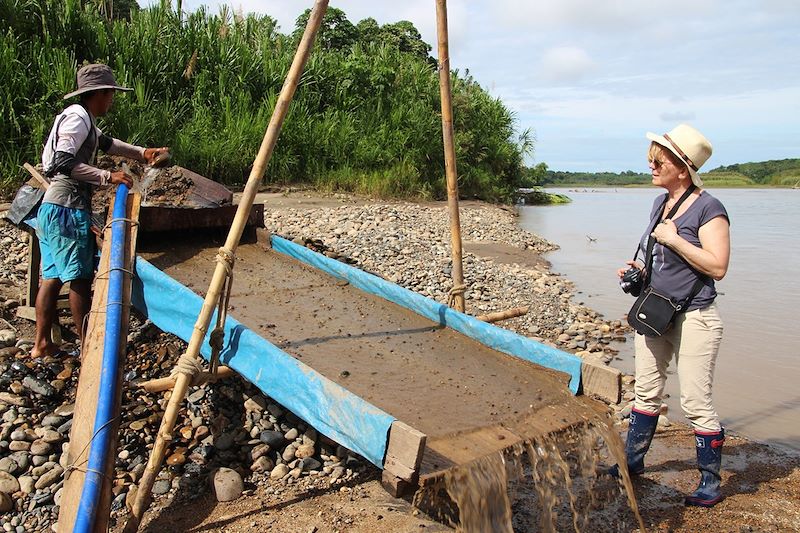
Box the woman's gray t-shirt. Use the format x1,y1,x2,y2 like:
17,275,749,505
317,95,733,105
638,191,729,311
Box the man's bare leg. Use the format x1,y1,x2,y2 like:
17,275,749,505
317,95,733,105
32,278,62,357
69,278,92,348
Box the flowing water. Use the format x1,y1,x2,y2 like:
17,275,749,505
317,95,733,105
414,411,646,532
519,188,800,451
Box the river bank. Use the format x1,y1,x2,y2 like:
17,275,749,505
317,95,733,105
0,193,798,531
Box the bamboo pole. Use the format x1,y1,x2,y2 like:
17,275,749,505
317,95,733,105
138,366,235,393
122,2,329,530
476,306,530,323
435,0,465,313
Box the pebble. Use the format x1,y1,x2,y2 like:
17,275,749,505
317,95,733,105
211,468,243,502
33,465,62,490
29,440,51,456
251,456,274,473
0,471,20,494
0,491,12,513
151,479,171,495
22,376,56,398
0,330,16,348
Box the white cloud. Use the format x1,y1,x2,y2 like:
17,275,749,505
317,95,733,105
539,46,596,84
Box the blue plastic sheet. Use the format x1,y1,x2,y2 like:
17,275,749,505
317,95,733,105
271,236,583,394
131,257,396,468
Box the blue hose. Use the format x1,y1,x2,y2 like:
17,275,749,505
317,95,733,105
73,184,129,532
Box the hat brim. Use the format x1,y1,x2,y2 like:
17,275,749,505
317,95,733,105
646,132,703,187
63,85,133,100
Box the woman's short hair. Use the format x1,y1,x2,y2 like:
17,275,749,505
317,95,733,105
648,142,685,170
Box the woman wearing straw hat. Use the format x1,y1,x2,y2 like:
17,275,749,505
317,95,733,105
612,124,731,507
32,63,169,358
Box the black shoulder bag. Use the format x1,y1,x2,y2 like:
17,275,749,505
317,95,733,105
627,185,705,337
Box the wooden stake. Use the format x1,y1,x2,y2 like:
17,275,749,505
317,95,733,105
122,3,329,531
476,306,530,323
436,0,465,313
138,366,235,393
23,162,49,189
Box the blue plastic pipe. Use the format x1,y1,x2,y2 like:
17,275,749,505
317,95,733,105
73,184,129,532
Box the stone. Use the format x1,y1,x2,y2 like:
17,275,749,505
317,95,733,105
0,471,20,494
243,395,266,413
8,441,29,452
295,443,315,459
284,428,299,441
29,439,52,456
22,376,56,397
251,456,274,473
18,476,34,494
0,491,12,513
41,415,65,428
0,393,27,407
166,453,186,466
214,432,235,451
330,466,345,480
0,330,16,348
259,430,284,448
250,443,270,462
54,403,75,417
152,479,171,495
38,429,62,444
282,444,297,462
0,458,18,475
211,467,243,502
34,465,63,490
270,463,289,480
300,458,321,471
657,415,671,428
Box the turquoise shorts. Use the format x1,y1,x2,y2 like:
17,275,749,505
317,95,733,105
36,202,94,282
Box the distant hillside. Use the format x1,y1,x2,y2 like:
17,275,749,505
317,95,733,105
707,159,800,186
529,158,800,187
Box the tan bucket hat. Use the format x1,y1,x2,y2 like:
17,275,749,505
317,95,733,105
646,124,712,187
63,63,133,100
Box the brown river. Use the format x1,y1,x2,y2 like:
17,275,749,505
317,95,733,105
520,188,800,452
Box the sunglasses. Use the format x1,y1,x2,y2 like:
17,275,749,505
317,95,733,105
649,158,670,168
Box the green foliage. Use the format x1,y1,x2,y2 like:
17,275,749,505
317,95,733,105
707,158,800,185
0,1,526,201
540,170,651,187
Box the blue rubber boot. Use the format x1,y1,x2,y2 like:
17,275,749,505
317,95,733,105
685,429,725,507
609,408,659,478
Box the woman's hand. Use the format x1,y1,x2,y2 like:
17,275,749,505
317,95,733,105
617,260,644,278
143,147,170,166
652,218,679,247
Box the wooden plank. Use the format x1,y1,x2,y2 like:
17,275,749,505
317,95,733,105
138,204,264,233
24,229,40,307
179,166,233,207
23,162,50,190
418,405,593,486
58,191,141,533
581,360,622,405
382,421,426,483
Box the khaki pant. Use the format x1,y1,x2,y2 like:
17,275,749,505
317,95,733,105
633,303,724,432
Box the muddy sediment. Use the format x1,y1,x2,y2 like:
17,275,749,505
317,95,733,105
142,241,577,440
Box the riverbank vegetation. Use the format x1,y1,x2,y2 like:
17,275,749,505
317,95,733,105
0,0,530,201
529,158,800,188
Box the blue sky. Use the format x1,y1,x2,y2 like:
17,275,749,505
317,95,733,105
148,1,800,172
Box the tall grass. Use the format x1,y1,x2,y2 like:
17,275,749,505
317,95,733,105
0,1,529,201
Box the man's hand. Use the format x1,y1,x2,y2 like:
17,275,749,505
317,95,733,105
110,170,133,188
143,147,171,166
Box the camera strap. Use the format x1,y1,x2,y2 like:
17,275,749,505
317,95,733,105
635,184,706,307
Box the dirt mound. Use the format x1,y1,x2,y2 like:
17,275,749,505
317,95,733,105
93,155,194,209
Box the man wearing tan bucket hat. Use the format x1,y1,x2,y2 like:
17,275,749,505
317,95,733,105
32,63,169,359
611,124,731,508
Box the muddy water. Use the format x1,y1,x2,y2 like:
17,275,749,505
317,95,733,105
416,410,646,532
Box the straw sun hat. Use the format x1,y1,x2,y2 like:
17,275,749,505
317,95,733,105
63,63,133,100
646,124,712,187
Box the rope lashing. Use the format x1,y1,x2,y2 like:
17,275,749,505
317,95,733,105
209,247,235,374
447,283,467,308
170,351,205,385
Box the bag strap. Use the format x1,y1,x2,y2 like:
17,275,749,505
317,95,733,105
640,184,696,285
639,184,707,309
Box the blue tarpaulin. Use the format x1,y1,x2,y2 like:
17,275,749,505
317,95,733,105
131,257,396,468
271,236,583,394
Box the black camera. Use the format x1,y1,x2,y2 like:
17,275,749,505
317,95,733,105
619,267,644,296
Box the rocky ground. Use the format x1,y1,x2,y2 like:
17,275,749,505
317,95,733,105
0,191,798,532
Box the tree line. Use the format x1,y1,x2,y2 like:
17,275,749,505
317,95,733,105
0,0,530,201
